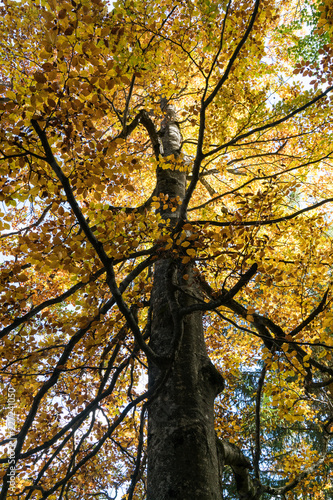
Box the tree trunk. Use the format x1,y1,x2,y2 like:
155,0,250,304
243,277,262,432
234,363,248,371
147,104,225,499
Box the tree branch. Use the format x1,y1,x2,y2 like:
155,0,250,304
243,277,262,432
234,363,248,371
31,119,163,367
0,267,105,339
262,432,329,496
0,203,52,240
127,405,147,500
180,263,258,315
216,437,259,500
194,196,333,227
254,364,267,480
204,0,261,108
189,151,333,212
204,85,333,158
289,288,329,338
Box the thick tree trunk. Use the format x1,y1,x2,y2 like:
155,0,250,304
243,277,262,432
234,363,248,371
147,104,225,499
148,263,225,500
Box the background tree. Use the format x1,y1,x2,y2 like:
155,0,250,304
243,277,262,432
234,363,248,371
1,0,333,499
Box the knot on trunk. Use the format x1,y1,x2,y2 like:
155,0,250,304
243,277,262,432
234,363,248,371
201,361,225,396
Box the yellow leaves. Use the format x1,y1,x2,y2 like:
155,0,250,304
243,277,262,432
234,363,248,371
0,220,10,231
0,1,332,495
211,231,221,242
46,0,58,10
151,201,160,210
302,353,311,368
114,138,125,145
41,10,55,23
186,248,196,258
181,256,191,264
315,0,333,35
6,90,16,101
323,313,333,329
164,238,173,250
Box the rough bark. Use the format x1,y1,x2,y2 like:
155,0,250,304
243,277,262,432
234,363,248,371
147,103,225,499
216,439,260,500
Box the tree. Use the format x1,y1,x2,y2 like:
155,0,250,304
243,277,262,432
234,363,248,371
0,0,333,498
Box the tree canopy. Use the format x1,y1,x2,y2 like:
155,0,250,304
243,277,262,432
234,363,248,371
1,0,333,498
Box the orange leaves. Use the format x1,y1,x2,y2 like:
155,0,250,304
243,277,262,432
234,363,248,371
181,247,196,264
245,307,255,323
316,0,333,36
180,240,190,248
0,0,333,496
